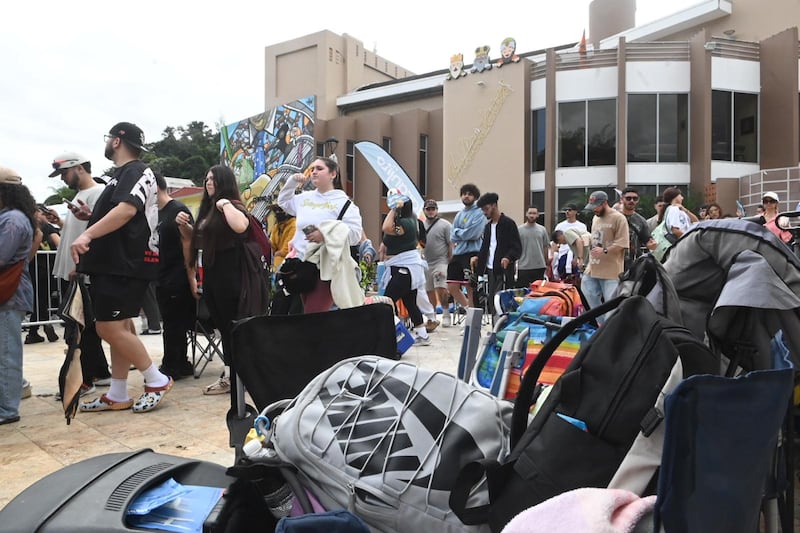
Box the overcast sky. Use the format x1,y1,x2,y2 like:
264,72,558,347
1,0,696,201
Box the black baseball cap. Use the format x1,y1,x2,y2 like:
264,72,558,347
108,122,149,152
562,203,578,212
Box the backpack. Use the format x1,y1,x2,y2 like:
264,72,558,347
236,202,272,317
270,356,513,533
527,279,583,316
450,295,719,531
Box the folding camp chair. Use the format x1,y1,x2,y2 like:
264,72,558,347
189,297,224,379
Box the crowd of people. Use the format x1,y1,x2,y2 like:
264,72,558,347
3,119,798,426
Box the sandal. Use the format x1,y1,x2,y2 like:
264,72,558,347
132,377,174,413
79,394,134,412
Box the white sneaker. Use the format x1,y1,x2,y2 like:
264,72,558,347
414,336,431,346
441,314,451,327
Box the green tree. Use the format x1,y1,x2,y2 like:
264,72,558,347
144,121,220,185
44,186,76,206
103,121,220,183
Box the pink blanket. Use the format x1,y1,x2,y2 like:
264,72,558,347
501,488,656,533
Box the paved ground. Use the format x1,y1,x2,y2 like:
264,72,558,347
2,318,798,529
0,318,467,509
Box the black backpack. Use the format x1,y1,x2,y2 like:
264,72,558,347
450,295,719,531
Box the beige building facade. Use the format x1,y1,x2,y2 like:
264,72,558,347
265,0,800,239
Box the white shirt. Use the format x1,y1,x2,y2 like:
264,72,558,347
52,183,105,281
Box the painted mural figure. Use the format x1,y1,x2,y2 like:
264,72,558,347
446,53,468,80
495,37,520,67
470,45,492,73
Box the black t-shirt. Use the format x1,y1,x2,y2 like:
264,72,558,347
39,222,59,250
157,199,193,292
79,160,159,280
624,211,652,270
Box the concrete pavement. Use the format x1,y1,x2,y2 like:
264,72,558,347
0,317,468,509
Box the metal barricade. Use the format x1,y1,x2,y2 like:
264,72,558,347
21,249,64,327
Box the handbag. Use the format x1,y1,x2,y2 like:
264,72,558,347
276,257,319,295
651,207,678,262
0,260,25,305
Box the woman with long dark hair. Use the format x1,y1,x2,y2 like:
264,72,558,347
380,189,431,345
0,168,36,425
177,165,249,396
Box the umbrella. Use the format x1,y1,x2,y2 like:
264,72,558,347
57,276,90,424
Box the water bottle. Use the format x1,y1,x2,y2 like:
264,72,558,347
243,440,294,518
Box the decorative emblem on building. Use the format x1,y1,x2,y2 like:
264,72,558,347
446,53,468,80
471,45,493,73
495,37,520,67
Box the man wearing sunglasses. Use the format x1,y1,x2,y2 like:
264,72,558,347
619,187,655,271
48,153,111,393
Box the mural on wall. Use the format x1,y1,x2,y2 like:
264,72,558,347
471,45,493,73
220,96,316,219
495,37,520,67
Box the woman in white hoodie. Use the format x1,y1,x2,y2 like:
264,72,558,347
278,157,362,313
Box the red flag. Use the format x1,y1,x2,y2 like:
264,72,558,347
579,30,587,60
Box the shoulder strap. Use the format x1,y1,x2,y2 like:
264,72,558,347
510,295,626,446
336,199,352,221
426,217,439,231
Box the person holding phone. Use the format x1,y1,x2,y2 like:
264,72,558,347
47,152,112,393
277,157,363,313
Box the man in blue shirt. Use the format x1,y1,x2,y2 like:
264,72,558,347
446,183,486,309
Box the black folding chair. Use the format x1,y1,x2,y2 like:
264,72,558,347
189,297,224,378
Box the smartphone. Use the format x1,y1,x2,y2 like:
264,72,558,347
63,198,78,210
302,225,318,235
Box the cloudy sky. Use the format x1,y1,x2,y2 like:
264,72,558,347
1,0,696,201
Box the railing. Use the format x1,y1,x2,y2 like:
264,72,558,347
556,48,618,72
708,37,759,61
626,41,690,62
22,250,64,327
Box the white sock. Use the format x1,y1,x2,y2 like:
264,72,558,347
142,364,169,387
414,326,429,339
222,366,230,379
107,379,130,402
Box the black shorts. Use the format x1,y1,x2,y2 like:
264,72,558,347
89,275,150,321
447,253,478,283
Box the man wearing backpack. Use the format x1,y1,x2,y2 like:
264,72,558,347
582,191,629,325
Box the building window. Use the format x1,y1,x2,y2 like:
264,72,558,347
558,99,616,167
531,109,546,171
316,142,325,157
530,190,545,221
628,94,689,163
419,134,428,196
712,90,758,163
381,137,391,196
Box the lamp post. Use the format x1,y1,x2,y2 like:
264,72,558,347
324,137,339,162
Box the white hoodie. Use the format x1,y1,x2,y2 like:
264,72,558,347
278,182,362,260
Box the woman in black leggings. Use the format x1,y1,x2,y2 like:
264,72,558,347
380,191,430,346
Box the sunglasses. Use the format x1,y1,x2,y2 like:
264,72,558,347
623,196,639,202
763,198,777,204
424,207,437,210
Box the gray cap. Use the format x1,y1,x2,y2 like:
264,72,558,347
584,191,609,210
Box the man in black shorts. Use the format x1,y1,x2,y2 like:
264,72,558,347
446,183,486,310
72,122,173,414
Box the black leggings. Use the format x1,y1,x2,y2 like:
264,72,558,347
384,266,423,327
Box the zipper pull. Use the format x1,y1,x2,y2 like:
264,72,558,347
347,482,356,512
